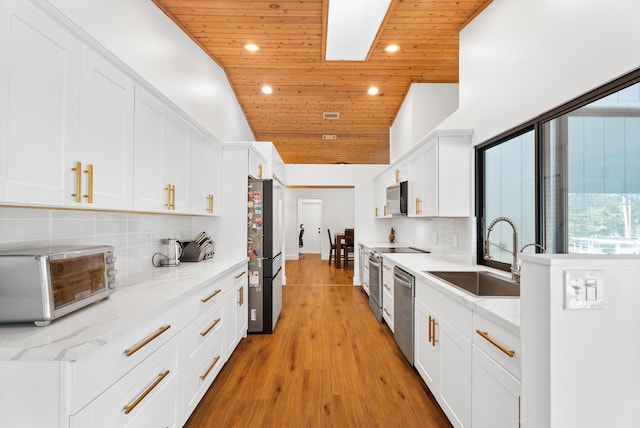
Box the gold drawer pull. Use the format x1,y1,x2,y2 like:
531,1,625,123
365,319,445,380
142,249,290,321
238,287,244,306
200,318,221,337
123,370,170,415
383,283,391,291
71,161,82,202
383,264,391,270
124,325,171,357
429,316,439,346
200,355,221,381
83,164,93,203
476,330,515,358
234,271,247,279
201,289,222,303
383,308,391,316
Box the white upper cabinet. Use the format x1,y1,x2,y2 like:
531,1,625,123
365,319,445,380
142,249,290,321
248,148,265,179
191,127,222,215
0,0,80,206
408,130,473,217
133,86,190,213
77,46,134,210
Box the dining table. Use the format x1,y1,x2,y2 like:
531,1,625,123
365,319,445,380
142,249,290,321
334,232,345,268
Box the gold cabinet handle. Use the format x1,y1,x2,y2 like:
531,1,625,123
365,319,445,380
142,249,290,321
258,164,263,179
428,316,438,346
164,184,172,210
375,207,379,217
201,289,222,303
234,271,247,279
238,287,244,306
71,161,82,202
83,164,94,203
171,184,176,210
432,318,438,345
395,169,400,183
199,355,221,381
124,325,171,357
428,315,433,344
200,318,221,337
383,204,387,217
383,283,391,291
123,370,170,415
383,264,391,270
476,330,515,358
416,197,422,215
383,307,391,316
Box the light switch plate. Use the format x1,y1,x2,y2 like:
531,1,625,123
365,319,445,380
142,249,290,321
564,270,604,310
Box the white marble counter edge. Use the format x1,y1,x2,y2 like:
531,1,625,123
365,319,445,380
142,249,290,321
359,243,521,335
0,257,248,362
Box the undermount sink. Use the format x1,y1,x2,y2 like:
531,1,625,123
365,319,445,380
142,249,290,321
425,270,520,297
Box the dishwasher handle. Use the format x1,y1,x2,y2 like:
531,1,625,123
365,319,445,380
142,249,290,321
393,267,414,289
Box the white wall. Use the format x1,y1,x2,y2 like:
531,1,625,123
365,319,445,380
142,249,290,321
441,0,640,146
285,187,355,260
43,0,254,143
390,83,459,162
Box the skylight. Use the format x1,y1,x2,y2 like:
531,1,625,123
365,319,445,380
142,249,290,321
325,0,392,61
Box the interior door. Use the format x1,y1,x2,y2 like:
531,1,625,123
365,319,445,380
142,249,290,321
298,199,322,253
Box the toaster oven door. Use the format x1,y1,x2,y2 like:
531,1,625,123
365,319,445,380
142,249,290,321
49,253,108,310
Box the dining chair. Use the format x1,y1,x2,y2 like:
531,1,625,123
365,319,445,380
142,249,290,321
327,229,339,266
344,228,355,268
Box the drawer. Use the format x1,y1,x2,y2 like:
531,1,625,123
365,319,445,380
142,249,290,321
416,278,473,339
69,301,187,413
182,303,224,363
473,312,521,379
70,336,179,428
182,276,227,317
183,327,225,417
382,276,394,298
383,292,394,332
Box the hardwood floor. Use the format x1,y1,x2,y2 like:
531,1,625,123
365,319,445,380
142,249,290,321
185,254,451,427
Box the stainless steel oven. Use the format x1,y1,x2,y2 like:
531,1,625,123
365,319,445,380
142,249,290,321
368,250,383,322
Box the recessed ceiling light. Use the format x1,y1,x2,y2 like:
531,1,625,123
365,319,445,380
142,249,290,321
368,86,379,96
244,43,260,52
384,44,400,53
261,85,273,95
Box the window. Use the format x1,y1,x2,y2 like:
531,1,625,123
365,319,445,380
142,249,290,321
477,69,640,270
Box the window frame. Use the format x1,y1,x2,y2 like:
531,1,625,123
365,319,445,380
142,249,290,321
476,67,640,269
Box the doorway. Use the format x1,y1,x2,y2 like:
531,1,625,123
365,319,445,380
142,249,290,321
298,199,322,254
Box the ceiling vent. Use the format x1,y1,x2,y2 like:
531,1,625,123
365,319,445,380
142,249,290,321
322,134,338,140
323,112,340,120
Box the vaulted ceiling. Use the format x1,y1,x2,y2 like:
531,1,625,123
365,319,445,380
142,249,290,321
152,0,492,164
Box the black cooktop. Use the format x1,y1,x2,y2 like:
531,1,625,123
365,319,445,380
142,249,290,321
371,247,430,254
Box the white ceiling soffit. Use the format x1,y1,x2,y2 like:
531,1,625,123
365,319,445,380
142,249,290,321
325,0,392,61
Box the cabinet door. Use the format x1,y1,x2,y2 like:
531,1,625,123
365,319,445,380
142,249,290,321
438,318,472,428
191,128,221,215
472,346,520,428
421,140,438,217
414,298,439,390
77,46,134,210
0,0,80,206
163,111,190,213
248,149,264,179
133,86,166,212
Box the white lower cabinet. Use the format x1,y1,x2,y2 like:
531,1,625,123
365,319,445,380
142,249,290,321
70,336,179,428
382,258,395,331
471,346,520,428
414,278,472,428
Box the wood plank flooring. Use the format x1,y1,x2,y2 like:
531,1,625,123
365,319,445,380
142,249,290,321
185,254,451,427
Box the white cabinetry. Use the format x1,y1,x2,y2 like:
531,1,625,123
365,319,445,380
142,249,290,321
191,127,222,215
248,147,266,179
133,86,190,213
374,169,395,218
471,311,521,428
225,269,248,359
359,245,370,294
408,131,472,217
382,257,395,331
0,0,80,206
414,278,472,428
77,46,134,210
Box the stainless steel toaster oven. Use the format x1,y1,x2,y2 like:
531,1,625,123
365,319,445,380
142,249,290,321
0,245,116,326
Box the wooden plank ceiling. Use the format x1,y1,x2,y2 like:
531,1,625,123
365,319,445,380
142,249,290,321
152,0,492,164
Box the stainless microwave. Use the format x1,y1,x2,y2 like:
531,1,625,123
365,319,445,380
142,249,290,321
0,245,116,326
386,181,408,216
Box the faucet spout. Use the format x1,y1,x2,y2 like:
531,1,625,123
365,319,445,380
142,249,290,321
484,217,519,282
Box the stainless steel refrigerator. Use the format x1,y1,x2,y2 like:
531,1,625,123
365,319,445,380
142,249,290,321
247,178,283,334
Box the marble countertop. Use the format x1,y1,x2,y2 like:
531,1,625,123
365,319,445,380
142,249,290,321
0,257,247,362
360,243,520,335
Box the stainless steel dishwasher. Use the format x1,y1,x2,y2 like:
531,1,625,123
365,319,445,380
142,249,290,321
393,266,415,365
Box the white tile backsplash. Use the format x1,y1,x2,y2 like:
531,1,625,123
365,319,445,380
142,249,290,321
0,206,220,282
